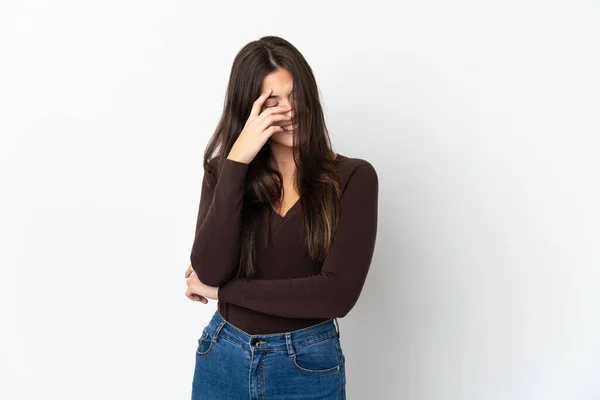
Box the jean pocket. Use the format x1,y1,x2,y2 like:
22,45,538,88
196,329,215,357
290,335,341,376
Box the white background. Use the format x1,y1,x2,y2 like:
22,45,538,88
1,1,599,399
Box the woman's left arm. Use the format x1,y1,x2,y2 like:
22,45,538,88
217,160,379,319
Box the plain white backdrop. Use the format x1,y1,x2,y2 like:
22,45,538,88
1,0,599,399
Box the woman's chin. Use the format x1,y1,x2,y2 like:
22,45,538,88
269,134,295,149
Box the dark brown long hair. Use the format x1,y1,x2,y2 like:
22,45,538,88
202,35,343,279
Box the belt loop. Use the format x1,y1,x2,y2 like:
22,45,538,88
333,318,340,338
212,320,226,343
284,332,295,357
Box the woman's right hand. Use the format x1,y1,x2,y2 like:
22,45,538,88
227,88,292,164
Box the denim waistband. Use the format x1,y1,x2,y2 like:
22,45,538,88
203,310,340,353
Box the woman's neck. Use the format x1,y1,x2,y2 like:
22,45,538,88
268,146,298,180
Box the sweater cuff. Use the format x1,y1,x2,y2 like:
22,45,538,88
218,278,245,304
220,157,250,180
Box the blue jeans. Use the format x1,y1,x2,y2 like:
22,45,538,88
191,309,347,399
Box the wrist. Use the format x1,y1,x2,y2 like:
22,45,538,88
227,149,250,164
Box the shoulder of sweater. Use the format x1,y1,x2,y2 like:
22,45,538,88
207,155,219,170
202,156,222,188
337,154,378,192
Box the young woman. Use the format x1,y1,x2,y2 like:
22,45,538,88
184,35,378,400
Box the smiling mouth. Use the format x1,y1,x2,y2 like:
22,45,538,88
281,123,298,131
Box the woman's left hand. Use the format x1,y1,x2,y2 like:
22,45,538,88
185,264,219,303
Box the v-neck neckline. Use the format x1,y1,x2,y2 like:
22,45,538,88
269,153,344,222
272,196,301,220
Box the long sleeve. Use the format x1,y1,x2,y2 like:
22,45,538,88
217,160,378,319
189,158,249,287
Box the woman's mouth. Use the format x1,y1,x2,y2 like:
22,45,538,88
281,123,298,133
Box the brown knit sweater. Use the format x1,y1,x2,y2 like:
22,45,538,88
190,153,378,334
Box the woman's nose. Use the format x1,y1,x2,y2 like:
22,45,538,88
283,102,294,118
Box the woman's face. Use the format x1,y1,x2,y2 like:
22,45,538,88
259,68,296,149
